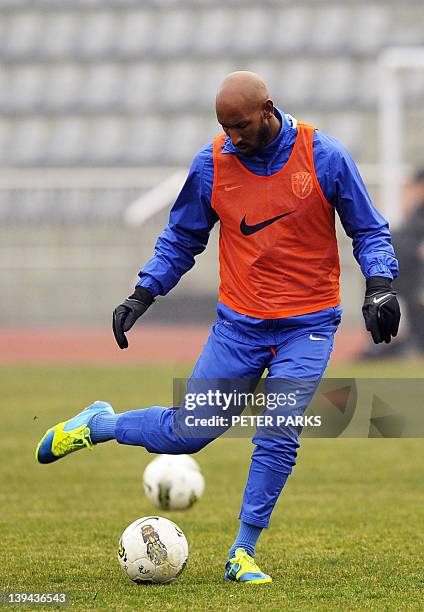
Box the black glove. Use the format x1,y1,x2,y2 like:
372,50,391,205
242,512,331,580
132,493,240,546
112,286,154,349
362,276,400,344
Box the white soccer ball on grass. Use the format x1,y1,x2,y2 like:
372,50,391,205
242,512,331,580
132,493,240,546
143,454,205,510
117,516,188,584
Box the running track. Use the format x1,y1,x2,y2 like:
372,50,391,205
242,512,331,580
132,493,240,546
0,326,367,364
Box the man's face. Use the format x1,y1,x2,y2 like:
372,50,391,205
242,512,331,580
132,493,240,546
216,103,273,156
411,180,424,206
403,178,424,218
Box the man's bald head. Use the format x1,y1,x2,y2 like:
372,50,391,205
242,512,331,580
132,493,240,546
216,71,269,114
215,71,280,156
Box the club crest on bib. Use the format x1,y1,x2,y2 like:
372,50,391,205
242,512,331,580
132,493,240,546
291,172,313,199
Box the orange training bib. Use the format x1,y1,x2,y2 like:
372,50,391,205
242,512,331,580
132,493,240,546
211,121,340,318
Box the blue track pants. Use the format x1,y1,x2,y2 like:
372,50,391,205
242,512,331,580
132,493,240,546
116,303,341,527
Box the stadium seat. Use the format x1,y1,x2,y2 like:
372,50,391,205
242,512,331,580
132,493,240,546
77,11,117,58
390,5,424,46
349,7,388,53
0,119,11,165
3,12,44,59
356,62,379,108
229,8,270,55
121,63,159,111
274,60,315,109
160,63,197,110
81,64,122,110
194,8,232,56
403,67,424,105
195,61,234,108
9,67,43,112
156,9,194,56
329,113,363,159
44,65,83,112
166,115,206,163
115,10,157,57
126,117,164,164
269,8,311,54
42,12,80,59
46,118,87,165
11,118,50,165
86,118,126,164
315,60,356,108
1,1,423,170
310,7,349,54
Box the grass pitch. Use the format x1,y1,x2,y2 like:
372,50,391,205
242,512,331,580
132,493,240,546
1,361,423,610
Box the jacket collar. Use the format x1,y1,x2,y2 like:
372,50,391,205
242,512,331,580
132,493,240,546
221,108,297,162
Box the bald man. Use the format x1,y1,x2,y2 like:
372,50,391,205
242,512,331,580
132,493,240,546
36,72,400,584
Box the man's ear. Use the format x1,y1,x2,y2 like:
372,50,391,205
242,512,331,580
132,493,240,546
263,99,274,119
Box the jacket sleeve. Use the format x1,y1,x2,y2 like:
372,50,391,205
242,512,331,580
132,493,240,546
136,144,218,297
314,132,399,280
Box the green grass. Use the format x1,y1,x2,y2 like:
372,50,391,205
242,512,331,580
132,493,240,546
1,363,423,610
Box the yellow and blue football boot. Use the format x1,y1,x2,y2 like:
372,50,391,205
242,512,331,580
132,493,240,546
225,548,272,584
35,401,114,464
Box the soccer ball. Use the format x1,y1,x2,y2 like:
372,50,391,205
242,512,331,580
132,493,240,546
117,516,188,584
143,454,205,510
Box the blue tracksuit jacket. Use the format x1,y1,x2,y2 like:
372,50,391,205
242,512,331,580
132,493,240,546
137,108,398,320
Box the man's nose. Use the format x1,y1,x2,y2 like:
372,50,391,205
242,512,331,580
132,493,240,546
229,130,242,147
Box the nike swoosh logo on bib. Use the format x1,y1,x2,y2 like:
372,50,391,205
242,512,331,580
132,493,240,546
240,211,295,236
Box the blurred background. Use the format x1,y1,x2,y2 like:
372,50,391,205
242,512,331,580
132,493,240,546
1,0,424,363
2,5,424,606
